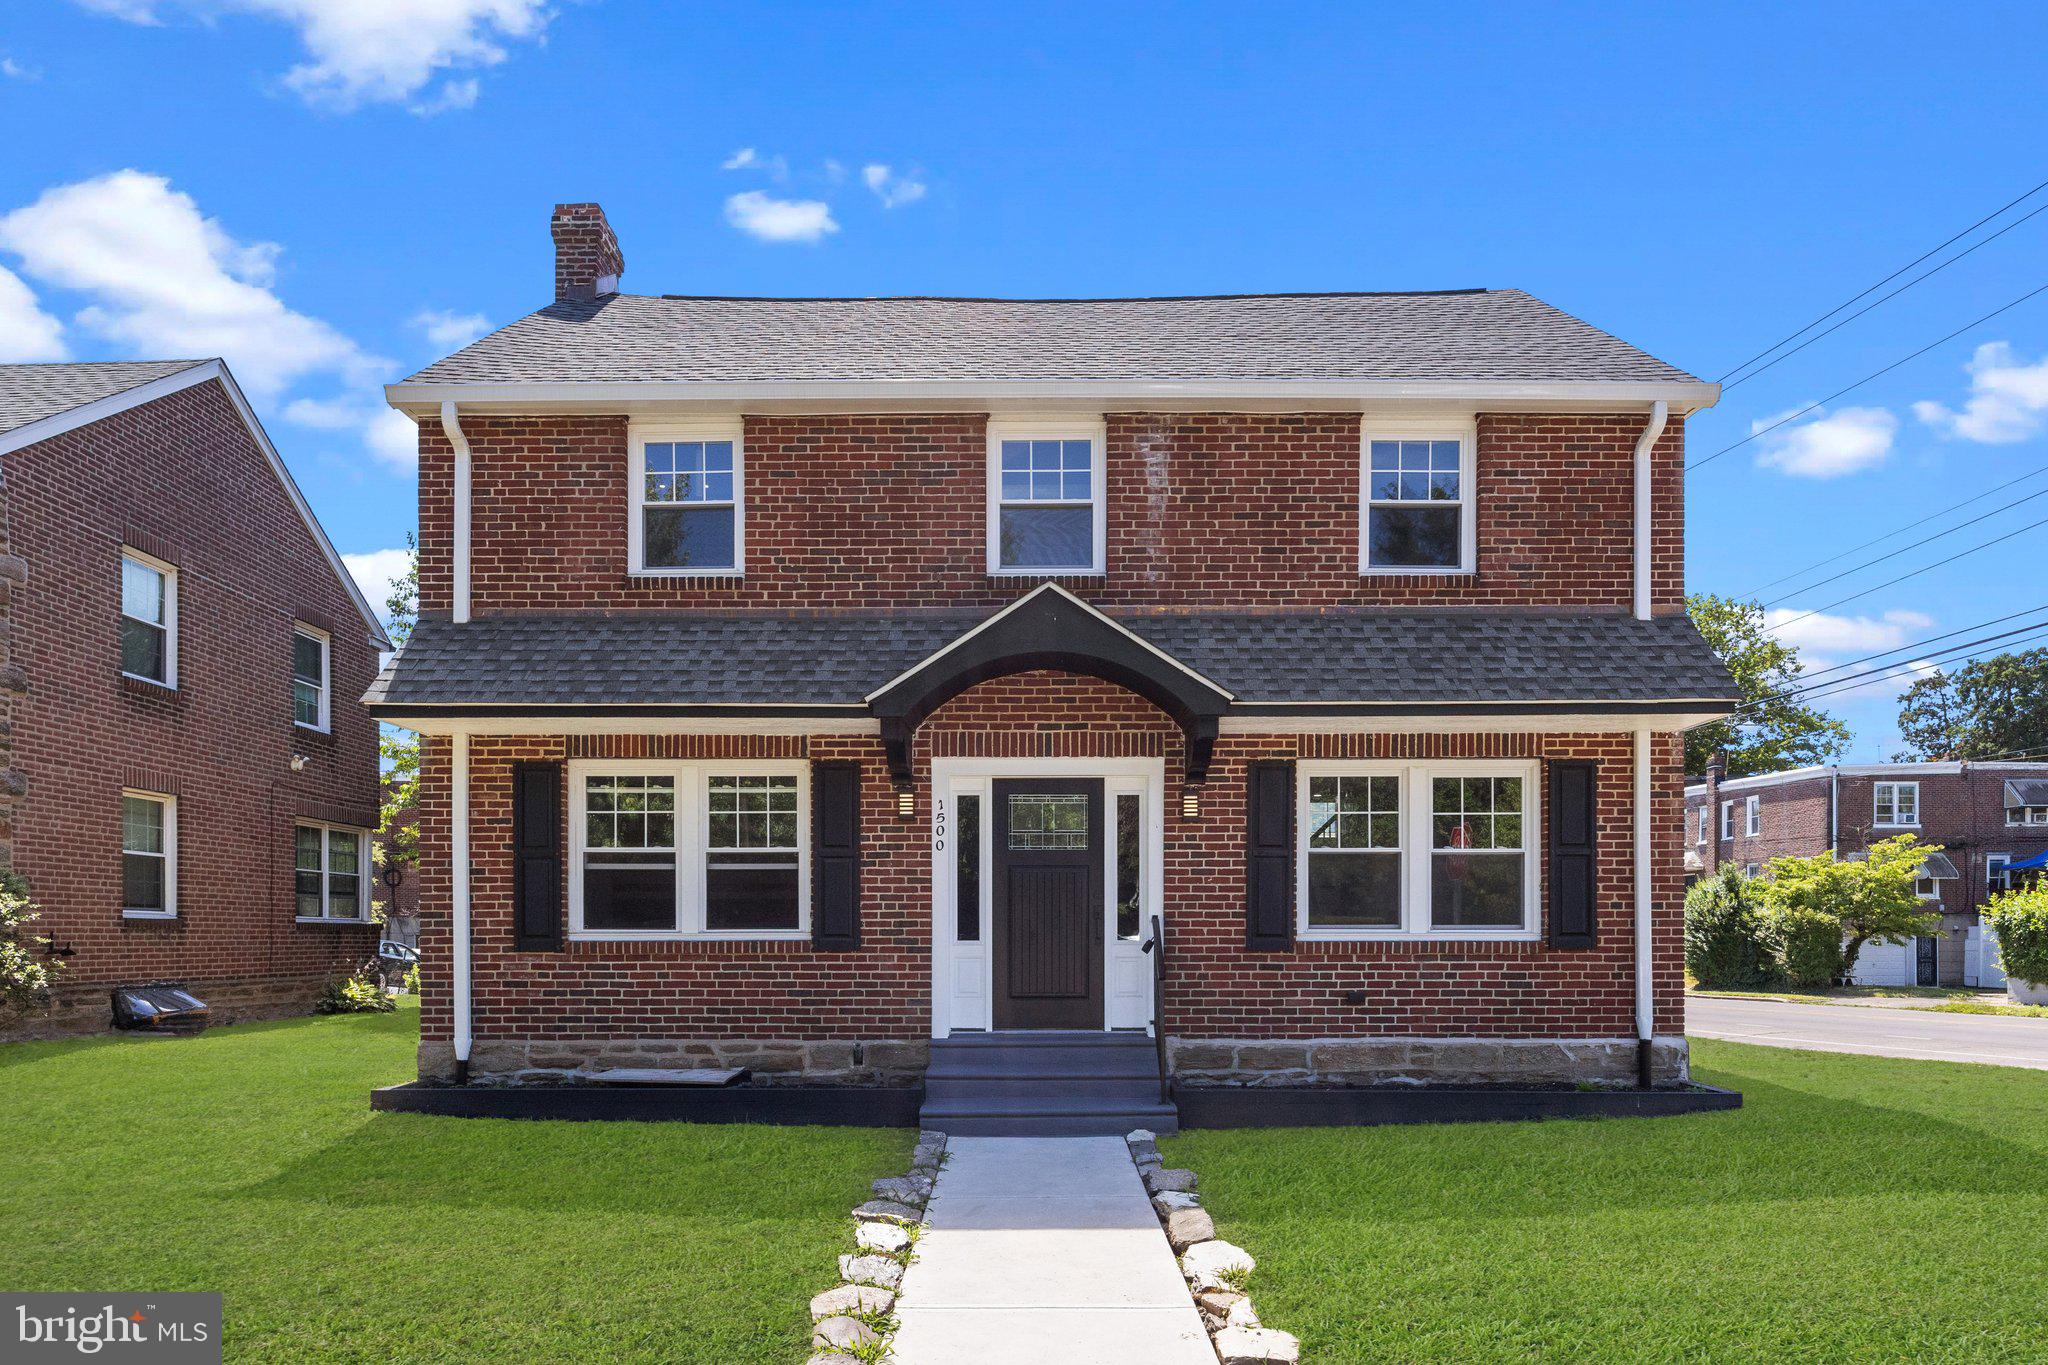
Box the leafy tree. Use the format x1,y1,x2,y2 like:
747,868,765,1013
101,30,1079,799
1684,867,1776,988
1756,835,1942,986
1894,648,2048,761
1982,881,2048,987
1684,594,1850,777
377,537,420,898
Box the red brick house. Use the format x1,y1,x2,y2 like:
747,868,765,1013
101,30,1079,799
368,202,1736,1130
0,360,389,1036
1686,759,2048,987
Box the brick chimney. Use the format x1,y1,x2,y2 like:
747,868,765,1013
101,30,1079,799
551,202,624,301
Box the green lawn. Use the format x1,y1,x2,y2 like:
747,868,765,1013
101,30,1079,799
1166,1041,2048,1363
0,1001,910,1363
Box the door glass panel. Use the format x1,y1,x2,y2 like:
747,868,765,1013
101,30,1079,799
1008,794,1088,849
1115,793,1142,939
956,794,981,942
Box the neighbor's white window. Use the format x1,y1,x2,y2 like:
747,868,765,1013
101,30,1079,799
1696,805,1710,844
628,423,743,575
120,549,177,686
1987,854,2012,894
1361,428,1475,573
569,759,809,939
1914,876,1942,900
121,790,176,918
1298,761,1537,939
295,823,367,921
1873,781,1919,828
2007,805,2048,827
1744,795,1761,838
1744,863,1761,879
987,420,1106,575
1719,800,1734,840
292,624,330,731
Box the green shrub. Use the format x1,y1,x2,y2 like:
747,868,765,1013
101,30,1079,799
317,968,395,1015
1983,881,2048,985
1685,868,1777,988
1776,909,1848,988
401,962,420,996
0,871,60,1024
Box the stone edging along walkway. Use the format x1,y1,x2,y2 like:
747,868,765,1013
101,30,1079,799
1126,1128,1302,1365
808,1128,948,1362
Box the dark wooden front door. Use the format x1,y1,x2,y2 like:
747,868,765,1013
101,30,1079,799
991,779,1104,1029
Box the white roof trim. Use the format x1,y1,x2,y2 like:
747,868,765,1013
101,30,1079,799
1684,760,2048,795
860,581,1237,704
0,359,391,650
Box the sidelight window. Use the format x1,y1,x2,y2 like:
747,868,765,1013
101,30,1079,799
955,793,982,942
1115,793,1143,940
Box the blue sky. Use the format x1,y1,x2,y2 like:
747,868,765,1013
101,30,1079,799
2,2,2044,759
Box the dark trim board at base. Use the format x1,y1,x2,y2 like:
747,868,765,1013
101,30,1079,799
371,1082,924,1126
1174,1083,1741,1129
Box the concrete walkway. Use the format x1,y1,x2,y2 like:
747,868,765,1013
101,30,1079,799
891,1136,1213,1364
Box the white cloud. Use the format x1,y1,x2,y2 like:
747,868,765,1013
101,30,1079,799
1752,404,1897,478
283,397,417,472
1912,341,2048,444
1,57,41,80
0,265,66,361
1767,608,1940,700
724,191,837,245
0,170,384,398
411,307,488,348
342,546,413,620
861,163,926,208
721,147,789,179
73,0,554,114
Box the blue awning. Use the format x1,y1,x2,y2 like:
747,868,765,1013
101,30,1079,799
2005,849,2048,874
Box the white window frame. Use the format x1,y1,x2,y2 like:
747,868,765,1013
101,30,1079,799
120,789,177,919
1720,800,1734,840
1987,853,2012,895
1744,794,1761,838
291,623,331,732
567,757,809,941
294,821,369,923
1359,422,1478,576
1295,759,1540,942
626,420,746,577
1744,862,1761,879
1915,876,1942,900
1696,805,1710,845
985,418,1108,577
120,548,178,688
2006,806,2048,827
1873,781,1920,828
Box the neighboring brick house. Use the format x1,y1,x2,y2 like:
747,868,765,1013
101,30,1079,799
0,360,390,1036
1684,760,2048,987
367,202,1736,1127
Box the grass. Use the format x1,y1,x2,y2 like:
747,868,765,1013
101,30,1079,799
1166,1041,2048,1362
0,1001,912,1362
1918,999,2048,1019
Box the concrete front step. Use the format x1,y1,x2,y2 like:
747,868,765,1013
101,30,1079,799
925,1074,1166,1102
922,1031,1178,1135
920,1096,1181,1137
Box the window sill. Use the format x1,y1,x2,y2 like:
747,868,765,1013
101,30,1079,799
122,910,177,921
1872,823,1921,830
296,916,372,926
1298,928,1541,943
627,569,745,580
294,722,332,736
987,569,1105,580
569,930,809,942
120,673,178,696
1358,566,1475,578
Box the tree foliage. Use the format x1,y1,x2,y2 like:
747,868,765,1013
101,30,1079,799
0,872,60,1024
1684,868,1776,988
1756,835,1943,986
1982,880,2048,986
1894,648,2048,761
1684,593,1850,777
377,536,420,884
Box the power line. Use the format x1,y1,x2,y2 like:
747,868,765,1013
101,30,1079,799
1775,604,2048,687
1759,483,2048,608
1723,197,2048,393
1717,174,2048,384
1689,280,2048,472
1743,461,2048,598
1766,508,2048,634
1731,620,2048,719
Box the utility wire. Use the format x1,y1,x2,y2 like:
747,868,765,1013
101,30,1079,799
1743,461,2048,598
1717,174,2048,384
1689,280,2048,472
1760,484,2048,608
1766,509,2048,634
1774,604,2048,687
1731,621,2048,718
1723,197,2048,393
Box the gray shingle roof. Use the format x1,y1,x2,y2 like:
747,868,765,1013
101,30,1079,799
0,360,207,438
402,291,1698,387
366,610,1735,711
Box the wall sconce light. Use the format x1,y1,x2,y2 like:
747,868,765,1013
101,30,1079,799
897,787,916,820
1181,789,1201,820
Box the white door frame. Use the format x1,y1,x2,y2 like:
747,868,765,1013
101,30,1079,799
929,756,1165,1037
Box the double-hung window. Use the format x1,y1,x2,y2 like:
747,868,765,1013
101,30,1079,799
292,625,330,730
120,549,176,686
1696,805,1710,844
987,421,1105,575
1719,801,1734,840
1362,428,1474,573
1744,795,1761,838
1987,854,2012,895
1873,781,1919,828
295,823,367,921
629,423,742,575
570,760,809,938
1298,761,1537,939
121,790,175,918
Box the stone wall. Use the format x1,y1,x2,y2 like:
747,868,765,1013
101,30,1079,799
1167,1035,1691,1087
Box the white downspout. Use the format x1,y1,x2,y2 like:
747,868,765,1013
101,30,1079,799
451,732,472,1081
1634,726,1656,1086
441,401,471,625
1633,400,1669,621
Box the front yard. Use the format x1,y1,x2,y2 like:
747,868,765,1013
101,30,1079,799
1168,1040,2048,1362
0,1001,910,1363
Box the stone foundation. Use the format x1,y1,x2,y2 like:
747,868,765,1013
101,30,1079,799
1167,1035,1691,1087
420,1036,931,1087
0,973,335,1042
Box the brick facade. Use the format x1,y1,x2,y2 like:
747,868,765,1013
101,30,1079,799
1,378,381,1036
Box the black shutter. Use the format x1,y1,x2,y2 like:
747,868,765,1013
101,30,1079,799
1547,759,1598,949
812,761,861,952
1245,759,1295,952
511,761,563,952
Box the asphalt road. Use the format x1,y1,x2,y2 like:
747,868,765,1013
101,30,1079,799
1687,995,2048,1071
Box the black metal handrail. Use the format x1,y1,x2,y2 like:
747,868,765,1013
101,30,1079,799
1142,912,1169,1103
